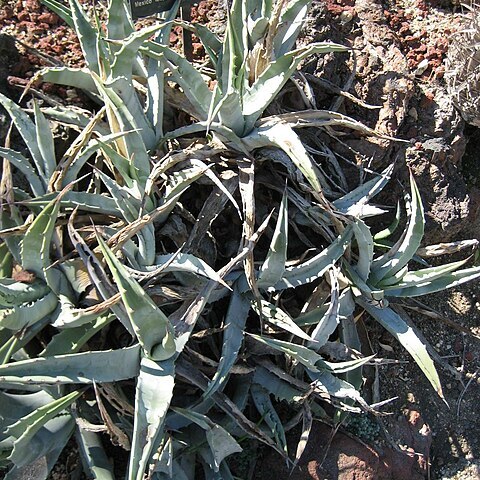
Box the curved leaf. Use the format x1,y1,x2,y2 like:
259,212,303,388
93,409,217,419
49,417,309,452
371,173,424,282
143,42,213,121
0,279,50,307
0,147,45,196
258,190,288,288
384,265,480,298
172,408,242,471
308,268,340,349
0,93,47,181
252,299,312,341
203,283,250,399
358,298,443,398
242,42,348,130
0,291,58,330
97,235,176,361
352,219,374,282
7,390,83,467
333,163,394,217
273,224,353,290
251,383,287,453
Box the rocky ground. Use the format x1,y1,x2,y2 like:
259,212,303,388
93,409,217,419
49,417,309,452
0,0,479,479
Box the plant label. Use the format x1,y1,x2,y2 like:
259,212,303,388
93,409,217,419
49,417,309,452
130,0,176,19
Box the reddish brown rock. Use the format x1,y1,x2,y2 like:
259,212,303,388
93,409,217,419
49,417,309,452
37,12,60,26
255,407,431,480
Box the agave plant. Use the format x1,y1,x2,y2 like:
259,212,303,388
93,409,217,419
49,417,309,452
1,0,480,478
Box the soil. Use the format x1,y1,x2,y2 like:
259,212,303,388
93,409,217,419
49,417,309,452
0,0,479,479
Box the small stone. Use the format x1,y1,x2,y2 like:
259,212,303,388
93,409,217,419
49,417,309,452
339,10,354,23
414,58,429,76
408,107,418,120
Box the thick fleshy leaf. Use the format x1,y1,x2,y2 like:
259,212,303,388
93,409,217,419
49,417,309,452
252,299,313,341
213,90,245,136
39,66,99,94
143,41,213,121
352,219,374,281
374,200,401,240
249,333,323,372
0,291,58,330
258,190,288,288
75,428,116,480
380,258,468,289
383,265,480,297
242,42,348,131
20,192,62,281
3,415,74,479
203,283,250,398
244,122,327,193
308,269,340,349
107,26,165,149
106,0,135,42
96,170,141,222
358,298,443,398
43,315,114,356
33,101,56,180
0,279,50,307
337,311,363,420
143,253,227,287
68,0,101,74
308,369,367,408
128,356,175,480
0,345,141,384
273,0,311,56
7,390,83,467
0,93,47,181
91,74,151,181
251,383,287,453
273,224,353,290
252,365,314,406
250,333,372,374
41,0,74,26
371,174,424,282
219,0,247,94
0,147,45,197
24,191,121,217
0,243,12,278
171,408,242,471
333,164,394,217
0,316,51,365
146,2,180,140
97,235,176,361
62,131,133,186
188,22,221,66
110,24,165,79
49,293,116,329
